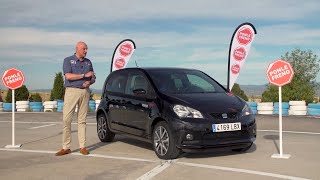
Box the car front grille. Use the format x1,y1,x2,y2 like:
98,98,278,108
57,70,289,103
209,112,238,120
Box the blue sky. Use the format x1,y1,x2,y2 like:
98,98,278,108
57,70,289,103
1,0,320,90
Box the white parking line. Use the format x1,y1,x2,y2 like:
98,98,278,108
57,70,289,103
0,148,156,162
28,124,56,129
258,130,320,135
0,148,311,180
136,160,177,180
177,162,310,180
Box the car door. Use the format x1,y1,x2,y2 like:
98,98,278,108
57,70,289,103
122,70,156,137
104,71,128,131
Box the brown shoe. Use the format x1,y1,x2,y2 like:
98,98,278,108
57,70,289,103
55,149,71,156
80,148,89,155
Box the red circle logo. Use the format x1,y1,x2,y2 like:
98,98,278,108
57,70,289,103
2,68,25,90
266,60,294,86
119,43,133,57
233,47,246,61
231,64,240,74
237,27,253,45
115,58,126,69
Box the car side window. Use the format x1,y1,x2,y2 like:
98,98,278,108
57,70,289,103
106,72,127,94
126,72,150,96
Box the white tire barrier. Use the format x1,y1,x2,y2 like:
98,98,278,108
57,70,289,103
95,99,101,111
257,106,273,111
290,106,307,111
16,101,29,112
289,110,307,116
16,104,29,109
17,109,27,112
43,101,58,106
257,110,273,115
44,104,56,109
16,101,29,105
289,101,306,106
44,108,54,112
257,102,273,107
0,102,3,106
289,101,307,116
0,108,3,112
257,102,273,115
43,101,57,112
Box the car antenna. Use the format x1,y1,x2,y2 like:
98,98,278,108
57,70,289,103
135,60,139,67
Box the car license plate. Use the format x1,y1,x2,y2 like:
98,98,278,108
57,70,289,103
212,122,241,132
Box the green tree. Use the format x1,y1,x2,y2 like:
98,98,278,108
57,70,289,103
231,83,248,101
29,93,42,102
0,89,3,102
5,85,29,103
50,72,65,100
262,49,320,103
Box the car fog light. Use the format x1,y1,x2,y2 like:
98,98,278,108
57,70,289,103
186,134,193,140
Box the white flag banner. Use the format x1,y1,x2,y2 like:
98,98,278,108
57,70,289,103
111,39,136,72
227,23,257,91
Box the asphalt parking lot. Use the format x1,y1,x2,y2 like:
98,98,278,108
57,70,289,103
0,112,319,180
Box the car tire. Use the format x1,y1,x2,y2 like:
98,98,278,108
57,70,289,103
232,142,253,152
153,121,181,160
97,114,115,142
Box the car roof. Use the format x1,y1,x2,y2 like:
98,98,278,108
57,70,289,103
121,67,200,71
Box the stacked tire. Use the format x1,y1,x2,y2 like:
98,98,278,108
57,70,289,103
307,103,320,116
257,102,273,115
57,101,64,112
16,101,29,112
30,102,44,112
273,102,289,115
89,100,96,112
43,101,57,112
246,102,257,114
2,103,16,112
289,101,307,116
95,100,101,111
0,102,3,112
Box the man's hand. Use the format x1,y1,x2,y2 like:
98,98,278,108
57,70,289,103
84,71,95,78
82,81,91,88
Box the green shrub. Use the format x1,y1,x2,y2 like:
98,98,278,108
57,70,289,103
29,93,42,102
5,85,29,102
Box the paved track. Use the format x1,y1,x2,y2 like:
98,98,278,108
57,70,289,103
0,112,319,180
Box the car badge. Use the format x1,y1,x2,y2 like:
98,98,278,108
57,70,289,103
222,113,228,119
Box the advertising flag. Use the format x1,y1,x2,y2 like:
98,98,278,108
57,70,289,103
227,23,257,91
111,39,136,72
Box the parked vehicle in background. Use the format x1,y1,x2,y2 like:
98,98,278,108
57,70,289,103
96,67,256,159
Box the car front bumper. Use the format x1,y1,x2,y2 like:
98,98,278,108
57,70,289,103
169,115,256,152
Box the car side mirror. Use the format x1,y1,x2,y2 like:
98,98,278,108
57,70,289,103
133,88,146,95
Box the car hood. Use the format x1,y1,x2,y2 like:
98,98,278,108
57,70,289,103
163,92,245,113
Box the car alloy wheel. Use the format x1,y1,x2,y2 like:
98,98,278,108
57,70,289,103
153,121,181,159
97,115,107,140
97,114,115,142
154,125,170,156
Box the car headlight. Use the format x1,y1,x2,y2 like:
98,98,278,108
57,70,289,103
241,104,252,116
173,105,203,118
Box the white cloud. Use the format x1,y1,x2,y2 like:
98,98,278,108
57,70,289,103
1,0,319,25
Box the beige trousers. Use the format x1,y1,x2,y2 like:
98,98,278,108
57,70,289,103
62,87,90,149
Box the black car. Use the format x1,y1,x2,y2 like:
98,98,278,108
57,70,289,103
96,67,256,159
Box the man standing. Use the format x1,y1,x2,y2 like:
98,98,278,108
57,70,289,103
56,41,95,156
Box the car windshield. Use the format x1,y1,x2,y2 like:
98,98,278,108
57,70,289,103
147,69,226,94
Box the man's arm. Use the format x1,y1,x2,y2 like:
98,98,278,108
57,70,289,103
65,71,94,80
